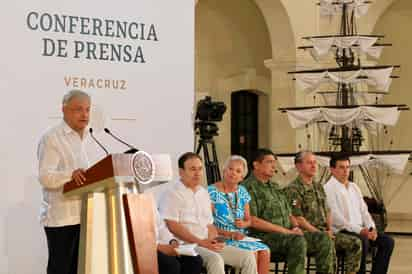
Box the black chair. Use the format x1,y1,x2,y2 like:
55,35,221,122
225,265,237,274
304,253,316,274
365,245,378,274
306,251,345,274
270,253,288,274
336,250,346,274
333,247,376,274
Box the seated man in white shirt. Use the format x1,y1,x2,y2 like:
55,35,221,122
160,152,258,274
38,89,91,274
324,155,394,274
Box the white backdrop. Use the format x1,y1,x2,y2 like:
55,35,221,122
0,1,194,273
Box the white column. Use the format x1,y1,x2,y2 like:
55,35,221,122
264,57,297,153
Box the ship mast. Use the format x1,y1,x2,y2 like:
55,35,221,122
276,0,412,230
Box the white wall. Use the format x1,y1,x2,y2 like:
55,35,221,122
0,1,194,273
195,0,272,164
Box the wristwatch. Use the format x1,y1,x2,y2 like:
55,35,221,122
169,239,178,245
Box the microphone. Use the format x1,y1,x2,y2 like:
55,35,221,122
89,128,109,155
104,128,138,153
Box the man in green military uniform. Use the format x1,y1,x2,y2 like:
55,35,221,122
243,148,334,274
286,151,361,274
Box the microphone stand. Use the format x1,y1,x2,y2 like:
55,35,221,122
104,128,138,153
89,128,109,155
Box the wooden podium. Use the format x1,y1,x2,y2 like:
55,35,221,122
64,153,158,274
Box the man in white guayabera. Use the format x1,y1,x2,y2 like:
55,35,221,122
324,154,394,274
160,152,258,274
37,90,91,274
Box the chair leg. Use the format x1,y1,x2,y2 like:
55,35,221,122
283,262,287,274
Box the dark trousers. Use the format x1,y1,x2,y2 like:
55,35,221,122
157,251,203,274
344,231,394,274
44,224,80,274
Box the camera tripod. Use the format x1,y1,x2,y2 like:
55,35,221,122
195,137,221,185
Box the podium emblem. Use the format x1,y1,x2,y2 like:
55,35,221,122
131,151,155,184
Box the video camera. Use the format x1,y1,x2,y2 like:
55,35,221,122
195,96,226,122
194,96,227,140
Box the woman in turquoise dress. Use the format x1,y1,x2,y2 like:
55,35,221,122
208,155,270,274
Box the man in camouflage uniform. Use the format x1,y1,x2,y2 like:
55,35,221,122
242,148,334,274
286,151,361,274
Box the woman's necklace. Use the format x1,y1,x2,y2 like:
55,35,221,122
222,182,239,217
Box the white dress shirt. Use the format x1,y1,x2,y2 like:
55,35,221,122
159,180,213,240
324,176,375,233
37,121,90,227
154,206,175,244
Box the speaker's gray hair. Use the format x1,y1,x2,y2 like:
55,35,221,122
62,89,90,106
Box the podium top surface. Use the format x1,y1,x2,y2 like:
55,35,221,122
63,153,134,195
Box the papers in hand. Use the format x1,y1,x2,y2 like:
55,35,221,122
175,244,198,256
240,236,262,242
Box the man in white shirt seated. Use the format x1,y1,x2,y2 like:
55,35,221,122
160,152,258,274
324,155,394,274
37,90,91,274
155,208,203,274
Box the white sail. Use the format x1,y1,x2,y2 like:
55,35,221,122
295,67,394,93
285,106,400,128
320,0,370,18
307,36,383,60
277,153,410,174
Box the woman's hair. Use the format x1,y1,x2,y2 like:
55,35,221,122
223,155,248,178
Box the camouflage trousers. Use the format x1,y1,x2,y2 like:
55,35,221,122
304,231,335,274
334,232,362,273
260,231,334,274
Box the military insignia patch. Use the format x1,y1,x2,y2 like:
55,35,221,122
292,199,301,208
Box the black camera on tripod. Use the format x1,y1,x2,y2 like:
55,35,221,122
195,96,227,122
194,96,227,185
195,96,227,140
